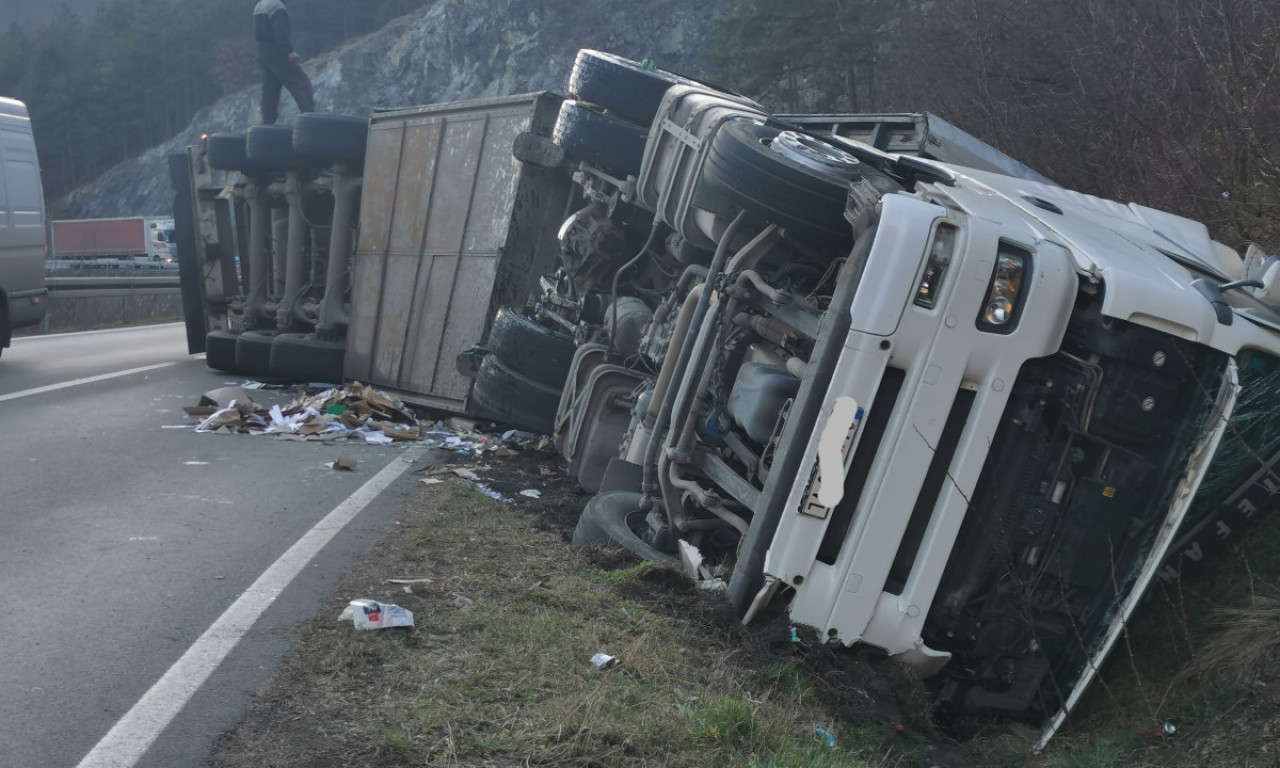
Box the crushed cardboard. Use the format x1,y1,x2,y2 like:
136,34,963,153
186,382,425,443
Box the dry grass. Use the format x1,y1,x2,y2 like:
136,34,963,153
1187,597,1280,685
211,479,927,767
212,451,1280,768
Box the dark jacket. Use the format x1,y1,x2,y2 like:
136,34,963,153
253,0,294,59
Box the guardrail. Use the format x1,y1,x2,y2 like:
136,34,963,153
46,258,178,272
32,274,184,334
45,275,181,300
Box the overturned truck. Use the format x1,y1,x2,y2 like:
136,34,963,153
174,51,1280,748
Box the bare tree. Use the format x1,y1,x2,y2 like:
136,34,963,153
883,0,1280,248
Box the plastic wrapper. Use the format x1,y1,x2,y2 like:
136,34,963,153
339,598,415,630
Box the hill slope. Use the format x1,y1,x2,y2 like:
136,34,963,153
61,0,724,218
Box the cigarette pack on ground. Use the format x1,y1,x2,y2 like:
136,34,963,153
339,598,415,630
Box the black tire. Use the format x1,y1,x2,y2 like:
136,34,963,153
552,100,647,179
269,333,346,383
207,133,271,175
293,113,368,165
486,305,575,388
469,354,561,435
703,122,883,245
568,50,686,127
246,125,317,170
235,329,279,378
206,330,241,373
572,491,681,565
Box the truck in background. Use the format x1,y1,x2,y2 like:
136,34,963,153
49,216,177,268
0,96,48,357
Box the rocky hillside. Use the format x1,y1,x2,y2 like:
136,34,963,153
61,0,726,218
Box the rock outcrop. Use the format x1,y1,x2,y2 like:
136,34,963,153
64,0,726,217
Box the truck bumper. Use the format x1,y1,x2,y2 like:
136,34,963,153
763,198,1078,664
7,287,48,332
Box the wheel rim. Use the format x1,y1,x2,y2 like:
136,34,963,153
624,508,665,551
768,131,863,179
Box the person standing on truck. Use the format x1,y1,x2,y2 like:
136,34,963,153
253,0,315,125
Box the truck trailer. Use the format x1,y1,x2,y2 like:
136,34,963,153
50,216,176,267
172,51,1280,749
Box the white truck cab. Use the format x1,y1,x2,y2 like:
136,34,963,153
755,162,1276,747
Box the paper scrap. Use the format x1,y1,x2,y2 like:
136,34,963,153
338,598,414,630
590,652,618,670
519,489,542,499
447,416,477,434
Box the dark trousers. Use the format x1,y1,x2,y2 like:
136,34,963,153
258,52,315,125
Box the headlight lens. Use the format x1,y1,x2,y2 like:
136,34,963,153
979,249,1027,330
914,224,957,309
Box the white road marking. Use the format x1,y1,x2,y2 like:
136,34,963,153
0,363,180,403
183,461,209,466
76,445,426,768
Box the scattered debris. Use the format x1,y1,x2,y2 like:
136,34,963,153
448,416,478,433
329,456,358,471
185,382,425,444
451,468,479,480
472,482,510,502
678,541,729,592
590,652,618,670
1144,722,1176,738
815,727,837,747
338,598,415,630
519,489,542,499
420,478,445,485
450,594,475,612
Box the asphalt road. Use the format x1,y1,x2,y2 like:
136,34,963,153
0,324,430,768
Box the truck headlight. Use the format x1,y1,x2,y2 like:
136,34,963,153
978,248,1029,332
914,224,957,309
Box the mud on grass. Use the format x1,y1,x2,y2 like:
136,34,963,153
210,468,980,768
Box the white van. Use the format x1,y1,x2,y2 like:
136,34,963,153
0,96,47,354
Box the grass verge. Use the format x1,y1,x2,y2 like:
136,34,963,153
211,479,943,767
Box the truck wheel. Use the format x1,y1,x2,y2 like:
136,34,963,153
235,329,279,378
486,305,575,388
293,113,368,166
568,50,687,127
246,125,317,170
552,100,647,179
269,333,346,384
207,134,271,175
572,491,681,565
206,330,241,373
703,122,890,246
469,354,560,435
